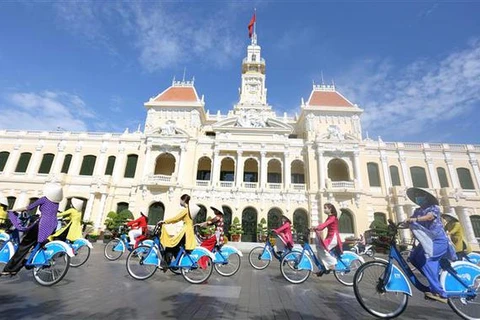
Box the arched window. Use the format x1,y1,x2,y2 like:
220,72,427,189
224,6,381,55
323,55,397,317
243,158,258,183
410,166,429,188
267,208,282,230
471,215,480,239
367,162,381,187
339,209,354,234
194,205,207,225
124,154,138,178
79,155,97,176
15,152,32,173
293,209,309,244
61,154,72,174
267,159,282,183
105,156,116,175
291,160,305,184
220,157,235,182
328,159,350,181
436,167,449,188
389,165,401,186
242,207,257,242
38,153,55,174
148,202,165,225
222,206,232,237
196,157,211,181
457,168,475,190
0,151,9,172
154,153,175,175
6,196,16,210
116,202,129,213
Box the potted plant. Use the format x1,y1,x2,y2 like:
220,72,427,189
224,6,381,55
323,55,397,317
86,232,99,243
229,217,243,242
201,216,215,237
257,218,268,242
102,229,113,243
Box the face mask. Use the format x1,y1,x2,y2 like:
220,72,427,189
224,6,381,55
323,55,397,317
415,196,426,206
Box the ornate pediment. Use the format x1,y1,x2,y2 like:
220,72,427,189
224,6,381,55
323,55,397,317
145,120,191,137
212,110,293,134
318,125,358,142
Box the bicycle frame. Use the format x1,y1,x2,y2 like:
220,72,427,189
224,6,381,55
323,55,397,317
293,242,353,273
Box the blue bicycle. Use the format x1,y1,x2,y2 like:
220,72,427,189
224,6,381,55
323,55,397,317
104,225,153,261
126,224,216,284
353,220,480,319
0,212,74,286
52,218,93,268
279,240,364,286
248,231,302,270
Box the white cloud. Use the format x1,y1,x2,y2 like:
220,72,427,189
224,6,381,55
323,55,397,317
336,39,480,141
1,91,96,131
52,2,244,72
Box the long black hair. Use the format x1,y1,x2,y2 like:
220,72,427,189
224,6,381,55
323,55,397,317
181,194,191,205
324,203,338,217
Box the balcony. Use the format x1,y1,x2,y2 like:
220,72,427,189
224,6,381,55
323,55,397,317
144,174,176,186
291,183,306,191
267,183,282,190
331,181,355,189
196,180,210,187
243,182,258,189
219,181,234,188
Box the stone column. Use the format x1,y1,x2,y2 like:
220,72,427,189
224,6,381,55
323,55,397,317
426,157,439,189
83,193,95,222
380,152,391,192
260,151,267,188
142,144,152,178
27,145,43,176
235,150,244,188
456,206,479,247
469,158,480,190
112,147,126,183
93,148,107,176
317,149,326,190
353,151,362,189
398,151,412,186
211,150,221,187
70,145,83,176
94,193,108,229
176,145,187,183
4,144,21,175
395,205,410,241
445,155,460,189
284,152,291,190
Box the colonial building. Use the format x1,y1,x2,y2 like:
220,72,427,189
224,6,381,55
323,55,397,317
1,31,480,247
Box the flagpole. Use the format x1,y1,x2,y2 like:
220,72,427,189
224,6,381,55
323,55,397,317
254,8,257,36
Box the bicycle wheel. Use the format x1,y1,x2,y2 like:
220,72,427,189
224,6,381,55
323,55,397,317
126,245,158,280
104,239,124,261
248,246,271,270
70,245,90,268
366,248,375,258
214,253,241,277
0,240,7,271
353,260,408,318
280,251,311,284
181,254,213,284
448,276,480,320
334,258,363,286
33,251,70,286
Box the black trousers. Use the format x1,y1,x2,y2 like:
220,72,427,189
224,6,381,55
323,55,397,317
3,224,39,273
52,225,71,242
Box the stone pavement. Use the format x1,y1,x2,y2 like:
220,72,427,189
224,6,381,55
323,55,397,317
0,245,458,320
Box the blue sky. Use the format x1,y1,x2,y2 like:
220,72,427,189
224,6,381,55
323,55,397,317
0,1,479,144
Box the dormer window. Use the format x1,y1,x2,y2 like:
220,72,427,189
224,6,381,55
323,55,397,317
252,54,256,62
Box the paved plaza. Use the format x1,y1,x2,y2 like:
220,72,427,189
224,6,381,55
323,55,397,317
0,245,458,320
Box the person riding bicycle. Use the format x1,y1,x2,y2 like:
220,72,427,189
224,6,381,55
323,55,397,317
2,183,63,276
196,205,225,269
157,194,200,270
272,215,294,255
311,203,342,276
406,187,456,303
126,211,149,247
441,211,472,260
49,198,84,242
0,196,9,233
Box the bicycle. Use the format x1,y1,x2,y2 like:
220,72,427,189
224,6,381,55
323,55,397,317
279,240,364,286
52,218,93,268
125,224,216,284
248,231,303,270
353,219,480,319
0,211,74,286
104,225,153,261
194,225,242,277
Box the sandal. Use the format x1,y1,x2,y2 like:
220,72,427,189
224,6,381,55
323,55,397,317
424,292,447,304
1,271,17,277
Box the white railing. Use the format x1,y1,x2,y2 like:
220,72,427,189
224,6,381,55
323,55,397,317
331,181,354,189
291,183,306,191
148,174,173,183
404,143,423,150
267,183,282,190
243,182,258,189
449,144,466,151
219,181,234,188
429,143,443,150
196,180,210,187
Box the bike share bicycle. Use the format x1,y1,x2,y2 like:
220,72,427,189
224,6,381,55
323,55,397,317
279,234,364,286
194,225,242,277
53,217,93,268
353,219,480,319
0,211,74,286
104,225,153,261
126,224,216,284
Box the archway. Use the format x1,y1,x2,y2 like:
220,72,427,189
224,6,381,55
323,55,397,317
293,209,309,244
242,207,257,242
328,159,349,181
154,153,176,175
339,209,355,235
222,205,233,237
148,202,165,225
194,204,208,224
267,208,283,230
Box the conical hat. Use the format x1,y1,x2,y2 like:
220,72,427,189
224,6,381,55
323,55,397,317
71,198,84,211
189,204,201,220
43,183,63,203
406,187,438,206
0,196,8,207
210,205,224,215
441,211,459,222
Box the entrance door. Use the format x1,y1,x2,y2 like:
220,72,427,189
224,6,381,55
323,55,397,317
242,207,257,242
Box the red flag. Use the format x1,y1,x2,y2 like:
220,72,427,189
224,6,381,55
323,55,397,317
248,13,256,38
